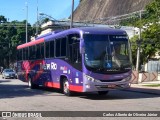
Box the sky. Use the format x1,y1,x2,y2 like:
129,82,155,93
0,0,80,25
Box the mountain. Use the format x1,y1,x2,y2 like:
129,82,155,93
73,0,153,23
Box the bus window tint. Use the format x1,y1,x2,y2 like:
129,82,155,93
55,37,67,57
68,34,80,63
50,41,54,58
45,42,50,58
18,49,23,60
23,47,28,60
29,45,36,60
61,38,67,56
56,39,60,57
26,47,28,60
36,44,41,59
40,43,44,59
23,48,26,60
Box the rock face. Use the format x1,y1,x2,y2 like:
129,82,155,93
73,0,152,22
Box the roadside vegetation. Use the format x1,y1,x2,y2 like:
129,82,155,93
0,16,36,68
121,0,160,68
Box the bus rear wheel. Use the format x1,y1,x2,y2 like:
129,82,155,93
63,78,72,96
28,76,38,89
98,91,109,95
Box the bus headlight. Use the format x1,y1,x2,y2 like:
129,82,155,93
84,74,101,82
84,74,95,82
85,84,91,89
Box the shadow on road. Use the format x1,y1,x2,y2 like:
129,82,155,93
0,78,160,100
0,79,64,99
0,80,11,83
37,86,160,100
74,89,160,100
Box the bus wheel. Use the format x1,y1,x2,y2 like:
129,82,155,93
98,91,109,95
28,77,38,89
63,78,72,96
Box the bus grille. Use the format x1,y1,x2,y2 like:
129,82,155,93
99,79,123,82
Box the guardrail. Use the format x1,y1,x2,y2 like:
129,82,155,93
131,71,159,84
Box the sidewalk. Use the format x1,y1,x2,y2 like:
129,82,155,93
128,81,160,95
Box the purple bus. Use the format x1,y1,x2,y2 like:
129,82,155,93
17,27,132,96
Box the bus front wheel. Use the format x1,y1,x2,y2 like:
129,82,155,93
63,78,72,96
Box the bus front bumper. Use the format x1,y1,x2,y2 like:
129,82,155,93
84,81,131,92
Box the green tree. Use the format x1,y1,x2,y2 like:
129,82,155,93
122,0,160,68
140,0,160,63
0,15,34,68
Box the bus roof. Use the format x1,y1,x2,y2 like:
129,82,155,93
17,38,44,49
72,27,127,35
17,27,127,49
44,27,127,42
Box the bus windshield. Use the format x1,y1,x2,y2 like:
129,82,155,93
84,34,131,73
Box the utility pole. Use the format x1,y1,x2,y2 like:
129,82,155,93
136,10,142,71
70,0,74,28
25,1,28,43
36,0,39,36
8,41,10,67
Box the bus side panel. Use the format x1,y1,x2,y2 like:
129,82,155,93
28,60,46,85
44,59,83,92
17,60,47,85
44,59,60,88
69,66,83,92
17,60,29,82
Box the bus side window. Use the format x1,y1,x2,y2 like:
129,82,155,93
17,50,19,61
18,49,23,61
29,46,32,60
45,41,50,58
50,41,54,58
55,39,61,57
26,47,29,60
68,44,73,62
24,47,28,60
61,37,67,57
23,48,26,60
67,34,81,63
36,44,41,59
35,43,44,59
21,49,23,60
55,37,67,58
40,43,44,59
29,45,36,60
72,43,80,63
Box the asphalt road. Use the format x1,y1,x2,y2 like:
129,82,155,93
0,76,160,120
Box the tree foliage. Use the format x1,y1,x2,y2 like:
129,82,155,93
0,15,34,68
140,0,160,64
121,0,160,67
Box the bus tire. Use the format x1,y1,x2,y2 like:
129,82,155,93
63,78,72,96
98,91,109,95
28,76,38,89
